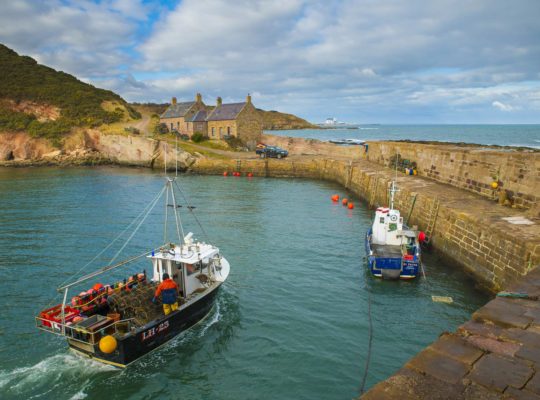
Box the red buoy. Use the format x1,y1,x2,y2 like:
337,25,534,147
347,202,354,209
331,194,339,202
223,171,228,176
418,231,426,242
234,172,241,177
247,172,253,177
342,198,348,206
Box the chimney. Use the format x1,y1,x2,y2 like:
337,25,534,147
195,93,202,103
217,97,222,107
246,93,251,104
171,97,177,105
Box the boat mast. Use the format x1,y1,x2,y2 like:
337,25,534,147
390,152,399,210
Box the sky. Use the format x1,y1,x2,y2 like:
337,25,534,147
0,0,539,124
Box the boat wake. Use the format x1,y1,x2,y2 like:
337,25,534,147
0,353,114,399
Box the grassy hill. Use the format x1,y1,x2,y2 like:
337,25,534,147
257,109,317,130
0,44,140,143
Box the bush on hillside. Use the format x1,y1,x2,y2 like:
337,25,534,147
191,131,207,143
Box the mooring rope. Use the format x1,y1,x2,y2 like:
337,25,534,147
359,282,374,395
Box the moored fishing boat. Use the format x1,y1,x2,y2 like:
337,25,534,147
365,180,423,279
35,173,230,368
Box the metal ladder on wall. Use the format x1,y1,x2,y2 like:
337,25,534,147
423,198,440,246
368,176,380,208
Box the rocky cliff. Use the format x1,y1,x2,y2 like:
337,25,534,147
0,130,195,169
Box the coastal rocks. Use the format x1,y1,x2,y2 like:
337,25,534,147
0,130,195,169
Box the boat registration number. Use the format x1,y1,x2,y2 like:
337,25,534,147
141,320,169,342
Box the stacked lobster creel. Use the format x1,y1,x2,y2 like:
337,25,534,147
39,272,148,329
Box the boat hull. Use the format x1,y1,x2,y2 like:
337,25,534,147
68,284,221,367
365,231,420,280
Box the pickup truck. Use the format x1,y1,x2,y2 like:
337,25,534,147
255,144,289,159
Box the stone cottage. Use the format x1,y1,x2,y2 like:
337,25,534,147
160,93,262,144
160,93,206,135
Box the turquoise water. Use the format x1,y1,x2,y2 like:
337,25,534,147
267,124,540,148
0,167,488,399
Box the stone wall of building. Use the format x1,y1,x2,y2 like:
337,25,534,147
207,120,236,139
236,102,262,145
364,141,540,213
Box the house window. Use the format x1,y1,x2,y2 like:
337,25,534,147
211,127,215,137
227,126,231,135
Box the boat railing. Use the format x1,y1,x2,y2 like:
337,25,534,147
35,315,136,345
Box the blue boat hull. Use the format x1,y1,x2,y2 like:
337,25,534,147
365,230,420,280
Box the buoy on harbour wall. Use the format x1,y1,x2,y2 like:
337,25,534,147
234,172,241,177
342,198,348,206
223,171,228,177
491,181,499,189
413,170,417,175
331,194,339,202
347,202,354,209
247,172,253,177
418,231,426,242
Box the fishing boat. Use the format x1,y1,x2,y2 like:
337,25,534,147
365,180,422,279
35,172,230,367
328,138,365,145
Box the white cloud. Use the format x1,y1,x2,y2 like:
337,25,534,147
1,0,540,122
492,101,514,112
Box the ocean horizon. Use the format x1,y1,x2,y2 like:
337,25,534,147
266,124,540,149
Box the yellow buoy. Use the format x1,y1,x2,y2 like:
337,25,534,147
99,335,117,354
491,181,499,189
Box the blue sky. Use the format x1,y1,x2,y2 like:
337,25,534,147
1,0,539,124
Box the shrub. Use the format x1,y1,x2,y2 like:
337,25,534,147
191,131,207,143
224,136,244,149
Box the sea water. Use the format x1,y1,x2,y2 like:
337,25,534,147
267,124,540,148
0,167,488,399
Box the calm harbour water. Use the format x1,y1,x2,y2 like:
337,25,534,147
267,124,540,148
0,167,488,399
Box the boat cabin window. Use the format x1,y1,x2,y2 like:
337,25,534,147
379,217,385,223
185,263,196,276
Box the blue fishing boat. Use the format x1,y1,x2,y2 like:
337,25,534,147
365,181,422,279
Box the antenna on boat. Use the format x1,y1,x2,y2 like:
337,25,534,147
389,152,399,209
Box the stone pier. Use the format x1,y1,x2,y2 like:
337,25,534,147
362,268,540,399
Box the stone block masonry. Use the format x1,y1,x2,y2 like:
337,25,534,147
362,268,540,399
365,141,540,215
191,156,540,293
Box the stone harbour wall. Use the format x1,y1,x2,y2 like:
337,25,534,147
365,141,540,214
191,157,540,292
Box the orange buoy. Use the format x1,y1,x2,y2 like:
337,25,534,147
418,231,426,242
223,171,228,176
342,198,348,205
331,194,339,202
92,283,103,291
347,202,354,209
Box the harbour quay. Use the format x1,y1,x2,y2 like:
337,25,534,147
190,138,540,398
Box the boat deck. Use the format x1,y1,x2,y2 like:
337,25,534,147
371,244,402,258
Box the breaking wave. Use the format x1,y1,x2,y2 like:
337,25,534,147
0,353,114,399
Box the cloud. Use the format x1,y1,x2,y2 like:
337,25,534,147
492,101,515,112
1,0,540,122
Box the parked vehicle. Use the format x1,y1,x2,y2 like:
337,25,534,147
255,144,289,159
